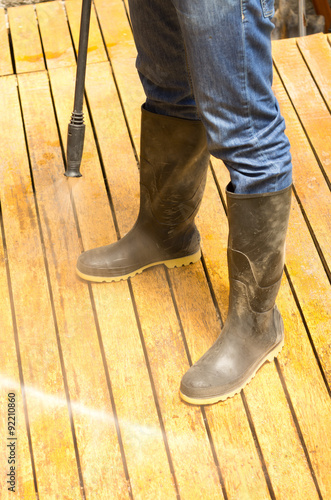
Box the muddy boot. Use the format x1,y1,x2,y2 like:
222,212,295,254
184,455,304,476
180,183,292,405
76,107,210,282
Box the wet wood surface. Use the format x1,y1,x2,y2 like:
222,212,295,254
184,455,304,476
0,1,330,498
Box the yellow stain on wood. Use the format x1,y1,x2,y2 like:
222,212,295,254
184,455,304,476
65,0,108,64
8,5,44,73
36,1,75,68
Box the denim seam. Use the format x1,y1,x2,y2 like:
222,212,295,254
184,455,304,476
240,0,256,145
182,42,201,121
240,3,274,162
174,5,202,122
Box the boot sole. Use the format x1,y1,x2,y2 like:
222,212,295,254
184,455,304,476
76,250,201,283
179,336,284,405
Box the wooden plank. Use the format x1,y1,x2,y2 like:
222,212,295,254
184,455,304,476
0,75,82,498
94,0,135,60
93,0,140,149
111,56,143,155
83,62,140,236
297,34,331,110
48,62,179,499
0,9,12,75
272,70,331,277
36,1,75,68
82,61,224,499
65,0,108,65
17,70,130,499
272,37,331,182
8,5,44,74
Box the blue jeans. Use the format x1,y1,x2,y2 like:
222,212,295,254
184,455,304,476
128,0,292,194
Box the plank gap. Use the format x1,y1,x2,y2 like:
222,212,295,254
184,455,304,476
6,19,17,75
44,70,68,172
165,267,196,367
85,282,134,498
296,40,331,115
92,1,139,166
61,97,135,491
292,184,331,283
62,0,78,64
284,266,331,397
32,4,47,72
120,0,132,30
200,252,224,328
82,87,122,241
209,161,228,216
200,406,229,500
240,391,276,500
274,358,324,500
36,1,75,69
0,9,13,75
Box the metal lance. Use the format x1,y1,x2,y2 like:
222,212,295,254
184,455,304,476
65,0,92,177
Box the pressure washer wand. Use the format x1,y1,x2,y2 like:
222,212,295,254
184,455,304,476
65,0,92,177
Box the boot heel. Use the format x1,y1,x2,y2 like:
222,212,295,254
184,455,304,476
164,250,201,269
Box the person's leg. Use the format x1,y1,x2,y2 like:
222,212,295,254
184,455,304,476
180,183,292,404
172,0,292,194
175,0,293,403
76,0,210,282
129,0,199,120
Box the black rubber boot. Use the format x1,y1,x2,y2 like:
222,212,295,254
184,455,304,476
76,107,210,282
180,183,292,405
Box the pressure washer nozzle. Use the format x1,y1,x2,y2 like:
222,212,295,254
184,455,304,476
65,112,85,177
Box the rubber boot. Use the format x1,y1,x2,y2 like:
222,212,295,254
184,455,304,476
76,107,210,282
180,183,292,405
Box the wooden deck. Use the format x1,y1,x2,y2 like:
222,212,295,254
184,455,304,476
0,1,330,498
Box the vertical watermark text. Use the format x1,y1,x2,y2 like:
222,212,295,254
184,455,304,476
7,392,17,492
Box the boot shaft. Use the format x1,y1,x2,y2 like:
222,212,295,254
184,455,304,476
226,183,292,313
139,107,210,232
